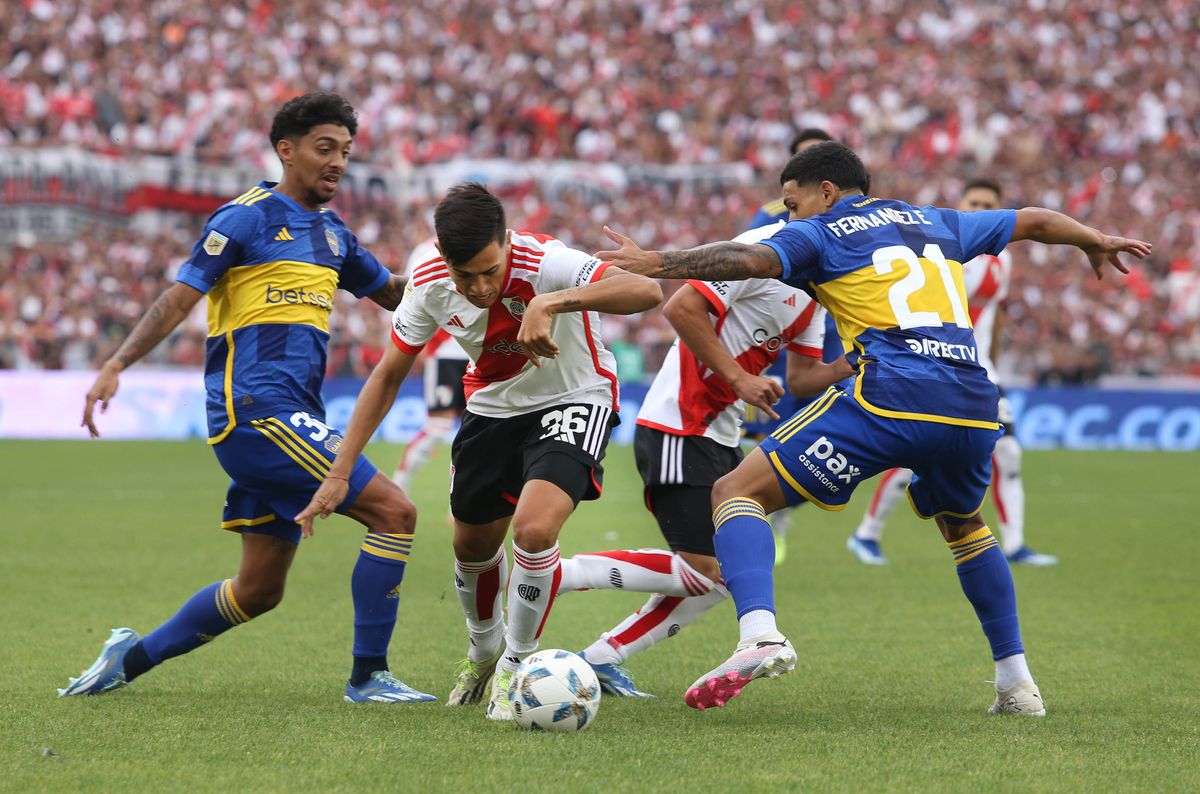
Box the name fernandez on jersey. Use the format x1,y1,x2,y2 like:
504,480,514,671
759,196,1016,428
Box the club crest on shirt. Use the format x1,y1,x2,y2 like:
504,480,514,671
203,230,229,256
325,228,339,257
502,297,525,319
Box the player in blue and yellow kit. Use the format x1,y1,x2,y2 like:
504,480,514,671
600,142,1151,715
61,93,436,704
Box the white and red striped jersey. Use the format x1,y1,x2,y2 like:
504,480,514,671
405,239,469,363
961,249,1012,384
637,222,827,447
391,231,619,418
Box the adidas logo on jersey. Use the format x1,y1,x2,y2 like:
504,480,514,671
784,294,797,307
274,227,294,241
448,315,465,329
517,584,542,601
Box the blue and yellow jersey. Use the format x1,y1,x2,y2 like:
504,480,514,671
759,196,1015,428
748,198,789,230
176,181,390,442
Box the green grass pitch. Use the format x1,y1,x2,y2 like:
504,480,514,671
2,440,1197,792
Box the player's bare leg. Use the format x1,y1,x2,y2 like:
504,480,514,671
686,448,797,710
448,514,511,706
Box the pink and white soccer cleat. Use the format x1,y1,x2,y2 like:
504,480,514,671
684,634,797,710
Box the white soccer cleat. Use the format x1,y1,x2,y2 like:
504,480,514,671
447,650,503,706
987,680,1046,716
485,666,515,721
684,633,796,710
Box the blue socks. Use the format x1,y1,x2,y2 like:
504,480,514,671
131,579,250,679
712,498,777,619
949,526,1024,660
350,532,413,685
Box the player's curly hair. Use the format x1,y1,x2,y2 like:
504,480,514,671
434,183,507,266
269,92,358,146
780,141,870,195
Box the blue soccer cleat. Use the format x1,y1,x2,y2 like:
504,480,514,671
58,627,141,697
1006,546,1058,566
344,670,437,703
847,535,888,565
580,651,654,698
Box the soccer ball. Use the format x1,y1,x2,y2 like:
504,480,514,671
509,649,601,732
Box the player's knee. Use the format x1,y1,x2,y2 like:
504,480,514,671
233,580,285,617
936,513,987,543
710,473,742,510
511,520,560,553
370,490,417,535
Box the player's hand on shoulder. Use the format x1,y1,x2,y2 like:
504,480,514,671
1083,235,1152,280
81,360,123,438
295,477,351,538
516,294,559,365
731,371,784,421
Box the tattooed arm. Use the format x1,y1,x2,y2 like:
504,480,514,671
82,282,205,437
597,226,783,281
367,273,408,311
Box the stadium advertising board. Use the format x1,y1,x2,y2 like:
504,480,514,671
1,371,1197,451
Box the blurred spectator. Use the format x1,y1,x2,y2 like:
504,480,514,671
1,0,1197,378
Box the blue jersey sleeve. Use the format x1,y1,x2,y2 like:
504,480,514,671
337,230,390,298
937,207,1016,261
176,204,261,293
747,207,775,230
757,219,824,286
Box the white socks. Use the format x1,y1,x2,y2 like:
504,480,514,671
501,543,562,671
995,652,1033,691
453,547,507,663
992,435,1026,553
558,549,716,597
583,587,728,664
737,609,779,644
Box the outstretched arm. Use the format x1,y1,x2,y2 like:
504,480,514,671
1010,208,1152,280
517,266,662,363
295,343,418,535
596,226,782,281
664,284,783,419
82,282,205,437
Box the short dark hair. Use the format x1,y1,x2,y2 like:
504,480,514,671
780,141,870,194
269,92,358,147
434,183,507,266
962,177,1002,200
789,127,833,154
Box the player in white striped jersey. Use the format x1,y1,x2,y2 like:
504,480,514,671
391,238,471,495
556,222,853,690
296,183,662,722
849,179,1057,566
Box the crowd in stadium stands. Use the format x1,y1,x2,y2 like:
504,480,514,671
2,0,1198,378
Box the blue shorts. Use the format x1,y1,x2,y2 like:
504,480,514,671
212,410,379,544
759,386,1001,520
